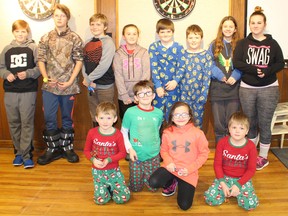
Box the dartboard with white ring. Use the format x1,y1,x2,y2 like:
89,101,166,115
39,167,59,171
153,0,196,20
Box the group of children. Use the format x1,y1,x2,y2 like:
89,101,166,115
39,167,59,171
83,6,270,210
0,3,285,211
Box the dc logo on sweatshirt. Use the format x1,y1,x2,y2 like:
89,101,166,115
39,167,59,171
10,53,27,68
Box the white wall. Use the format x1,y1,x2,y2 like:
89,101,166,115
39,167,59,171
118,0,229,50
246,0,288,59
0,0,94,50
0,0,230,52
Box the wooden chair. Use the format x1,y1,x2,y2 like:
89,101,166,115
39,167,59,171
271,102,288,148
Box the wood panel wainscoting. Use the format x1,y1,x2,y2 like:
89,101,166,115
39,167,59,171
0,0,287,151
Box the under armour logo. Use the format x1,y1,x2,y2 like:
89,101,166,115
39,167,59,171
10,53,27,68
171,140,190,152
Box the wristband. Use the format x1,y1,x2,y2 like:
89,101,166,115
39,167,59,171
43,77,48,83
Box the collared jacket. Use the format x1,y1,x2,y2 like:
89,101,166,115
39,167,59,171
38,27,83,95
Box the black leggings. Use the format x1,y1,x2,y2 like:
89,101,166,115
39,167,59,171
149,167,196,210
118,100,136,120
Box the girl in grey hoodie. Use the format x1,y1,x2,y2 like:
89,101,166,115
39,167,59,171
113,24,151,119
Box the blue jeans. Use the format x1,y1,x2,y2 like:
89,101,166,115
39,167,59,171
239,86,279,144
42,90,75,131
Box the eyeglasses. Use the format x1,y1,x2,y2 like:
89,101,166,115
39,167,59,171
136,91,153,98
173,113,190,119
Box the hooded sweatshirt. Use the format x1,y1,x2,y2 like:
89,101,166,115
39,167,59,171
209,40,241,101
0,39,40,92
161,123,209,187
82,35,115,88
233,33,284,87
113,44,151,102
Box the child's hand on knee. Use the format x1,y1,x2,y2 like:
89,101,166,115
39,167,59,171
220,181,230,197
229,185,240,197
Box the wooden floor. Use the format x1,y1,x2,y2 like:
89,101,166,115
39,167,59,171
0,148,287,216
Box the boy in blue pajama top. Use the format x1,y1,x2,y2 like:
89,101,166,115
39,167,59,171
149,18,186,121
181,25,212,129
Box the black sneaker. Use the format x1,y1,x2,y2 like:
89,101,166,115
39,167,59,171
62,149,79,163
37,149,62,165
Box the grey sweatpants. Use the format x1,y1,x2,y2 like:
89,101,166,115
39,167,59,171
87,85,115,122
4,92,37,161
239,86,279,144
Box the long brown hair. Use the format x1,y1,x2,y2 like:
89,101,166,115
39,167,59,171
213,16,239,59
165,102,194,131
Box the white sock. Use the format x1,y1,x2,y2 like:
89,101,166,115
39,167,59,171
259,143,270,159
250,134,259,146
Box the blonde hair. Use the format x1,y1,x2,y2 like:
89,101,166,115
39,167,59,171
228,112,250,130
89,13,108,33
186,24,203,38
12,20,30,34
95,102,117,117
156,18,174,33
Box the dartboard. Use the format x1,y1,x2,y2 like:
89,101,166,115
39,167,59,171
18,0,60,20
153,0,196,20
